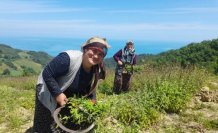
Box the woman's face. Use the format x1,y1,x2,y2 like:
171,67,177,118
84,48,104,66
127,44,134,50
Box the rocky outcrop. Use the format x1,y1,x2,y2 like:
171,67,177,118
199,86,218,102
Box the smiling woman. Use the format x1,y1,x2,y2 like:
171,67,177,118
33,36,110,132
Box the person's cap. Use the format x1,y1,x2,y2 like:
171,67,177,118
81,37,110,57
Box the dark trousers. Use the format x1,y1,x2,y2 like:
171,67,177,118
33,85,54,133
33,85,66,133
113,73,132,94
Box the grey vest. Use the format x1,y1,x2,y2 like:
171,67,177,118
37,50,83,114
121,48,135,65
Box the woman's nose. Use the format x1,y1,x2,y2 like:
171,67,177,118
93,53,99,58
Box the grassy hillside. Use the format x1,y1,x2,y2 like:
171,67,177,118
138,38,218,74
0,66,218,132
0,44,53,76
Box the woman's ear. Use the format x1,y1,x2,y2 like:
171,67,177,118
83,48,88,53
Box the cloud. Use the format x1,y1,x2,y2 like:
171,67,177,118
0,0,95,14
171,7,218,14
106,7,218,15
2,0,217,15
1,19,218,42
1,19,218,31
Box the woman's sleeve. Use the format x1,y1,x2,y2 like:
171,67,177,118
42,52,70,97
113,49,122,62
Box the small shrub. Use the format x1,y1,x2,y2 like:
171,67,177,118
22,67,37,76
59,97,109,130
203,119,218,130
2,69,10,75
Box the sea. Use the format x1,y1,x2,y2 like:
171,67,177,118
0,37,189,58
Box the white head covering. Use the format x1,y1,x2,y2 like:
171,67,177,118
81,36,111,50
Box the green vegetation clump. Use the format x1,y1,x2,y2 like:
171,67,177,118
203,119,218,130
27,51,52,67
22,66,37,76
0,65,216,132
96,65,208,132
2,68,10,75
59,97,109,130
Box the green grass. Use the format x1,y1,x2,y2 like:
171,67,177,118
96,66,209,132
0,63,9,74
9,69,23,76
13,59,42,73
203,119,218,130
0,66,216,132
0,76,37,90
0,76,36,132
18,52,30,59
0,85,34,132
181,112,218,130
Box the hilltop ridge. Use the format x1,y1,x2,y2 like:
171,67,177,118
0,44,53,76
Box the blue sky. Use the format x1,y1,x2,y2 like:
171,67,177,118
1,0,218,57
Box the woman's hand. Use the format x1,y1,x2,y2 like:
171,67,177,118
118,60,123,65
55,93,68,106
91,99,96,105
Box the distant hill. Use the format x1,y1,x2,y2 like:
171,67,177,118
105,38,218,74
152,38,218,73
0,44,53,76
